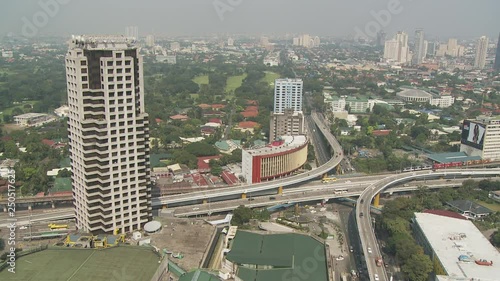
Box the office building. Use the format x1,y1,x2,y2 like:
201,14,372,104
494,33,500,71
227,37,234,46
145,35,155,47
413,212,500,281
436,38,464,57
269,109,304,141
66,35,151,234
383,31,409,64
125,26,138,39
474,36,489,69
270,78,304,141
413,29,425,65
273,78,303,113
242,136,308,184
376,30,386,47
460,115,500,161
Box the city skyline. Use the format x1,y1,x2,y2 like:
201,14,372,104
1,0,499,39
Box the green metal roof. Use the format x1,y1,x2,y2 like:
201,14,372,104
426,152,482,164
226,231,328,281
179,270,220,281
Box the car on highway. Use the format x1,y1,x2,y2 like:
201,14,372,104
248,198,255,201
374,274,379,281
359,212,364,217
192,207,200,210
349,246,354,252
367,247,372,254
336,255,344,261
19,226,28,230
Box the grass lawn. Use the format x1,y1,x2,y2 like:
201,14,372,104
225,74,247,96
261,71,280,87
0,247,160,281
0,101,39,123
192,75,209,85
475,200,500,212
0,68,16,75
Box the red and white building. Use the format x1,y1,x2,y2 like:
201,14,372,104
242,136,308,184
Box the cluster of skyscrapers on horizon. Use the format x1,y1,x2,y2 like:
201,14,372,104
382,29,500,71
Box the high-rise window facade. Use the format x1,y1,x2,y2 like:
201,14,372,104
66,35,151,234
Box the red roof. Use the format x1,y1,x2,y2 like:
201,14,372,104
35,192,45,197
198,103,211,109
155,118,163,123
245,106,258,111
197,155,220,171
372,130,392,137
238,121,259,129
209,118,222,124
246,100,258,105
241,110,259,118
169,114,189,121
423,209,467,220
191,173,208,186
42,139,56,147
211,104,225,110
51,191,73,197
221,171,238,185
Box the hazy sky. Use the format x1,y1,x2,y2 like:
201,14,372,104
1,0,499,40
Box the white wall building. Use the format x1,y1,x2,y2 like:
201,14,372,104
384,31,410,64
430,95,455,108
66,35,151,234
413,212,500,281
460,115,500,161
474,36,489,70
273,78,303,113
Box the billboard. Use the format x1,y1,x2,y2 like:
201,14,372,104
461,120,485,150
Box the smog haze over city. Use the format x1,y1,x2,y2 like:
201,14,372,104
0,1,500,281
0,0,499,38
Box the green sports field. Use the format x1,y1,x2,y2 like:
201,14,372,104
0,246,160,281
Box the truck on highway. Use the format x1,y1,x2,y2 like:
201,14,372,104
375,257,383,267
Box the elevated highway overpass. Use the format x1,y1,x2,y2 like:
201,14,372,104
0,111,343,210
356,168,500,281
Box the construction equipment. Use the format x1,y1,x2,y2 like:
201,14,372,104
48,223,68,230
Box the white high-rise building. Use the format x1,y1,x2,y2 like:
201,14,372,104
460,116,500,161
125,26,138,39
383,31,410,64
66,35,151,234
273,78,303,113
145,35,155,47
270,78,304,140
227,37,234,46
413,29,425,65
474,36,489,70
384,39,399,61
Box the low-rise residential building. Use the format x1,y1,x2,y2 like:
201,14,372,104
13,113,54,127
